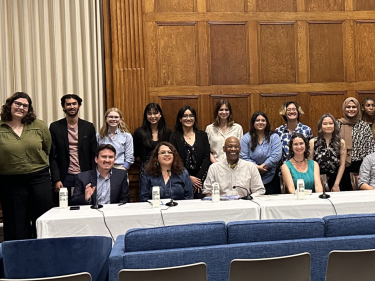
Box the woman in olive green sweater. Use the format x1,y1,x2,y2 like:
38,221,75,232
0,92,53,240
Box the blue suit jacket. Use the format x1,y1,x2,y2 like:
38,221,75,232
71,168,130,205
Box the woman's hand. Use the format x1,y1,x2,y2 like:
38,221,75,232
331,184,340,192
190,176,202,192
257,164,268,174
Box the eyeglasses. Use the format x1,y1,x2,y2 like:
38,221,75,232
286,108,297,112
13,101,29,109
107,115,120,119
159,151,173,155
182,114,195,119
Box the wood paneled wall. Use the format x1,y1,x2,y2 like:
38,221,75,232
103,0,375,201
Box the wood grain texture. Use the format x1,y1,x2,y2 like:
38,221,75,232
355,0,375,11
259,23,296,84
308,22,344,82
155,0,195,12
256,0,297,12
207,0,246,12
209,23,249,85
356,22,375,81
160,96,200,129
157,24,197,86
306,0,344,11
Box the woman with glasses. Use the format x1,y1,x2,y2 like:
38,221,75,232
275,101,313,165
240,112,282,194
205,99,243,163
170,106,210,199
97,108,134,170
139,142,193,201
309,113,346,191
361,97,375,139
338,97,375,191
0,92,53,240
133,103,172,196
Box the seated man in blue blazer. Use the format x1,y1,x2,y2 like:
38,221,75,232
71,144,130,205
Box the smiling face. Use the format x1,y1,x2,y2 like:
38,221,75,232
218,104,230,121
321,117,335,135
345,101,358,118
106,111,121,129
11,98,29,121
285,103,298,122
254,114,267,132
292,137,306,156
157,145,174,167
363,99,375,117
180,109,195,128
95,148,115,171
63,98,80,117
147,109,161,125
223,137,241,164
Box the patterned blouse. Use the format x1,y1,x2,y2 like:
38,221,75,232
184,141,198,171
275,122,313,163
337,120,375,162
313,137,340,174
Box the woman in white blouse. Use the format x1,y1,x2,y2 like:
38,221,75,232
205,100,243,163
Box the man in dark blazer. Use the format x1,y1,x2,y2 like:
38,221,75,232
49,94,97,205
71,144,130,205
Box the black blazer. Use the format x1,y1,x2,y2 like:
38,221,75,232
71,168,130,205
49,118,97,183
169,130,211,180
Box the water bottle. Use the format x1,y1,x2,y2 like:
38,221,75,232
59,187,68,208
212,182,220,203
297,179,305,200
152,186,161,208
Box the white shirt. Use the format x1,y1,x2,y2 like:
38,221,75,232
203,159,265,196
205,123,243,162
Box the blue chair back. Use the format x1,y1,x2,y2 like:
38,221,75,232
2,236,111,281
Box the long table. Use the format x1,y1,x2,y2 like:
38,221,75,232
36,190,375,239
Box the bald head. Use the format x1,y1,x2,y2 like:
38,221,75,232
223,137,241,164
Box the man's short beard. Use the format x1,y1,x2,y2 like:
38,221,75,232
63,108,79,117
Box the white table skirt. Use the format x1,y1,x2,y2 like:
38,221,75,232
36,199,260,239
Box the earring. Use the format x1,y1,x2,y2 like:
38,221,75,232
156,161,159,166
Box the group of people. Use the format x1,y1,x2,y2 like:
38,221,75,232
1,91,375,241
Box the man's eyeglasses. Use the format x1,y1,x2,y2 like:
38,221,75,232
14,101,29,109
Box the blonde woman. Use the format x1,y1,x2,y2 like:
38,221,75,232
97,108,134,170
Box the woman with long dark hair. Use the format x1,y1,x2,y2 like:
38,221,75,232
309,113,346,191
170,106,210,199
361,97,375,139
205,99,243,163
139,142,193,201
240,111,282,194
338,97,375,191
133,103,172,197
282,133,323,193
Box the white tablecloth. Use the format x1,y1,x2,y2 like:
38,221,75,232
254,190,375,219
36,199,260,239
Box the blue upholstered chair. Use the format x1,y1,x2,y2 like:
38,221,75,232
0,272,92,281
2,236,111,281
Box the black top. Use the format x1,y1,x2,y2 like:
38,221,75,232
169,130,210,180
133,127,172,162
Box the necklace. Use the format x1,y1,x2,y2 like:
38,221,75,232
184,132,194,140
293,157,305,163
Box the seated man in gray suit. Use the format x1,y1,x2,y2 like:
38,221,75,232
72,144,130,205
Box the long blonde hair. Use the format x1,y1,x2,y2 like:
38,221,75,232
99,108,129,139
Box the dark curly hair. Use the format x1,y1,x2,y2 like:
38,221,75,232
1,92,36,123
145,142,184,177
60,94,82,107
288,133,310,159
